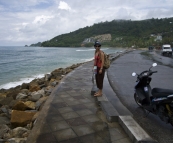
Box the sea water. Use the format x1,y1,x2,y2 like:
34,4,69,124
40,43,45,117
0,46,124,89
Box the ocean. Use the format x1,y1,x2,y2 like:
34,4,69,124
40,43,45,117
0,46,124,89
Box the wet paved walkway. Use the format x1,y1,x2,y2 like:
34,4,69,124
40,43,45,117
27,61,132,143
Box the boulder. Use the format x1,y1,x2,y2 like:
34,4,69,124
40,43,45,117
11,127,30,138
37,78,45,85
11,110,36,127
44,74,51,81
49,79,57,87
12,101,28,111
0,116,10,125
0,93,6,99
0,97,14,106
24,101,35,110
51,69,64,78
0,105,10,117
32,112,39,122
16,93,28,100
6,89,20,99
20,89,29,95
7,138,27,143
21,83,29,90
0,124,10,139
35,96,48,110
30,92,43,102
44,86,54,96
29,82,40,92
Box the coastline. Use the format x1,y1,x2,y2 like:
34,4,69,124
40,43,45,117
0,61,86,142
0,48,132,142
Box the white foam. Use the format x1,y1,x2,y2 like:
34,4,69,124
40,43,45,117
76,49,95,52
83,58,94,62
0,74,45,89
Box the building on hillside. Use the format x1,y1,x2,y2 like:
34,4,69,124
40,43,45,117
154,35,162,41
81,34,112,46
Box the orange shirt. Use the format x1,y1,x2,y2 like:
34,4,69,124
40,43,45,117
95,55,102,67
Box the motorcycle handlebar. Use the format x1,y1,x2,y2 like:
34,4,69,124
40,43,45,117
150,71,157,74
137,70,157,80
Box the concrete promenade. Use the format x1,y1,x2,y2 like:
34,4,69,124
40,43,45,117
26,60,132,143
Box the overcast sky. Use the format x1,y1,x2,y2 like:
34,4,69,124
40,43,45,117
0,0,173,46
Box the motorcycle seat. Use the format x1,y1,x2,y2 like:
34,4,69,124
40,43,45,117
152,88,173,98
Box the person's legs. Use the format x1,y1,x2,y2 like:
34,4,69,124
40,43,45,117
94,68,105,96
94,72,99,95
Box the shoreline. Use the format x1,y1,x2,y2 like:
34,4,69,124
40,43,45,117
0,61,86,142
0,49,132,142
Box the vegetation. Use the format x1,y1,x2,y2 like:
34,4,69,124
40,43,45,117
30,42,42,47
32,17,173,48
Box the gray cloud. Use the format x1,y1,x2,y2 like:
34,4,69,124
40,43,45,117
0,0,173,46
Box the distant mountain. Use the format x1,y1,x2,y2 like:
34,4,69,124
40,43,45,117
30,42,42,47
32,17,173,48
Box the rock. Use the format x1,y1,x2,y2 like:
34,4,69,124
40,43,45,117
49,79,57,87
24,101,35,110
12,101,28,111
6,89,20,99
66,68,73,73
11,110,36,127
0,116,10,125
37,78,45,85
51,69,64,78
7,137,27,143
16,93,28,100
0,105,9,114
45,74,51,81
56,76,62,81
11,127,29,138
32,112,39,122
21,83,29,90
29,82,40,92
39,84,46,89
35,96,48,110
44,86,54,96
0,124,10,139
0,97,14,106
30,90,43,102
9,100,20,109
0,105,10,118
20,89,29,95
26,122,33,130
0,93,6,99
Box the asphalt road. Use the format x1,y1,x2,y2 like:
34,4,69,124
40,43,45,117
107,50,173,143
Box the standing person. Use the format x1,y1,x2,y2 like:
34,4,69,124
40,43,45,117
93,41,105,97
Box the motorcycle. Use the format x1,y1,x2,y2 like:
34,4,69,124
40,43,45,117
132,63,173,126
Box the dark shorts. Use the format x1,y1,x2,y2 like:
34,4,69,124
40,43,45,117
95,67,105,90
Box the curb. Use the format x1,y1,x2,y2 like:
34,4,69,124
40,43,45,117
119,116,158,143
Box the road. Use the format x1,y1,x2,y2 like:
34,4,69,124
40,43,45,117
107,50,173,143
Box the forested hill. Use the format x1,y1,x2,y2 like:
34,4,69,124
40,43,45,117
32,17,173,48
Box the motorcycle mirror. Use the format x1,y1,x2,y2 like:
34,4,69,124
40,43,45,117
152,63,157,67
132,72,136,76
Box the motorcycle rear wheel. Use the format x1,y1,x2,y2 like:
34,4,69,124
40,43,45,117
134,93,142,107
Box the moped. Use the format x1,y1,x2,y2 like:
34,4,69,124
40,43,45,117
132,63,173,126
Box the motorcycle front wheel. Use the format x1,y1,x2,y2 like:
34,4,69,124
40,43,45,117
134,93,142,107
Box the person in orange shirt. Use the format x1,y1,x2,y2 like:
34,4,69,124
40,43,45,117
93,41,105,96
